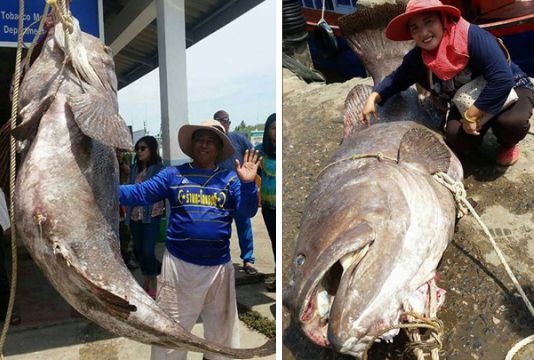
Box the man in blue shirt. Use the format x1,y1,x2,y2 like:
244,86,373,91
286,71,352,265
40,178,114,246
213,110,258,275
120,120,261,360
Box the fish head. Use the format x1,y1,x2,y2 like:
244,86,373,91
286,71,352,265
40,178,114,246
325,245,403,357
284,173,384,348
284,158,429,354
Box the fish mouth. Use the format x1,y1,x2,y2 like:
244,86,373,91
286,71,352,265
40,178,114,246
298,244,371,348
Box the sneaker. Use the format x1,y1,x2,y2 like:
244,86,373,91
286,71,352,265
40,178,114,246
496,144,520,166
243,262,258,275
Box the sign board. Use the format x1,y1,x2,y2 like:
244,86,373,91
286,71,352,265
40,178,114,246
0,0,103,48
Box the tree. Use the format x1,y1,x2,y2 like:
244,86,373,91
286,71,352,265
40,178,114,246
234,121,264,139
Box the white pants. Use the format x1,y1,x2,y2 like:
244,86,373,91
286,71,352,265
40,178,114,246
151,250,240,360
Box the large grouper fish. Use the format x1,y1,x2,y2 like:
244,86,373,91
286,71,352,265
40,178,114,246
13,5,273,358
283,1,463,358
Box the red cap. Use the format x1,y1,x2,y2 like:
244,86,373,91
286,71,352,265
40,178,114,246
385,0,461,41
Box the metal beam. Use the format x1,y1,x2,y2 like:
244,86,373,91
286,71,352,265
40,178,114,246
120,49,158,67
105,0,157,54
187,0,265,45
116,74,128,85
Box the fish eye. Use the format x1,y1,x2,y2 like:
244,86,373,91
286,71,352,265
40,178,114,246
295,254,305,266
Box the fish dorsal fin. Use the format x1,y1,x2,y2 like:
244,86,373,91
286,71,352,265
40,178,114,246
338,2,413,84
343,84,374,140
68,92,132,150
398,128,451,174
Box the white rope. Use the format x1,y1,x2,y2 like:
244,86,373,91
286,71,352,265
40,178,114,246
320,0,326,23
433,172,534,359
1,0,24,354
24,3,51,73
505,335,534,360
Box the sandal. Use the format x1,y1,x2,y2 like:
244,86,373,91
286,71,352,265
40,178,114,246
265,280,276,292
243,262,258,275
147,288,157,300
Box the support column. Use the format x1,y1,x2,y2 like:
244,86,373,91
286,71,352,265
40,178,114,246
156,0,189,165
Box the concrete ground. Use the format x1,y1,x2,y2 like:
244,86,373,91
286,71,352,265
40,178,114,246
2,213,275,359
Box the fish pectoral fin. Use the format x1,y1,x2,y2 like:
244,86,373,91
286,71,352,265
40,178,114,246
68,93,133,150
13,94,55,140
398,128,451,174
343,84,374,140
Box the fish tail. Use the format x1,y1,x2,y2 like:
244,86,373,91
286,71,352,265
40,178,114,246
166,335,276,359
338,3,411,84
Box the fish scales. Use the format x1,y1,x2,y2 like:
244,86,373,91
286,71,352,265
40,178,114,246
283,1,463,358
14,12,273,359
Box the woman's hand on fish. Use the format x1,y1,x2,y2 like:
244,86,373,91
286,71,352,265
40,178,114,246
462,119,480,135
361,92,382,127
235,149,262,183
462,105,485,136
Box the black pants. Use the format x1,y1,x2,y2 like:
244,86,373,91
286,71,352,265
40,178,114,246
261,206,276,261
445,87,533,154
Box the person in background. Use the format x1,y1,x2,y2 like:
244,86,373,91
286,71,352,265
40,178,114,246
214,110,258,275
255,114,276,291
116,149,138,270
0,187,21,326
119,120,261,360
125,136,164,299
361,0,532,166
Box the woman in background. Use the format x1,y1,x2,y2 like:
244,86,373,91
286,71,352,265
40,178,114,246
126,136,164,298
256,114,276,291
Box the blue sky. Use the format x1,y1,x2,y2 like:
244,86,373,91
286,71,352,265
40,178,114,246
117,0,276,135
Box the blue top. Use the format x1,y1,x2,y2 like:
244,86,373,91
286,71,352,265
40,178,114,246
255,144,276,210
120,163,258,266
374,24,533,116
218,132,253,171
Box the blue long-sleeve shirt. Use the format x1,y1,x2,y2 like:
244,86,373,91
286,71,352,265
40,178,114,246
374,24,532,115
120,163,258,266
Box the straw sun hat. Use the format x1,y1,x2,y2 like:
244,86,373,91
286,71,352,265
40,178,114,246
178,119,235,162
385,0,461,41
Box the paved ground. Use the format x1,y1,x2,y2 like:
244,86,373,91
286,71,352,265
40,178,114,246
2,213,275,359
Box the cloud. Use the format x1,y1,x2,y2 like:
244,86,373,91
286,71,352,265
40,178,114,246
118,0,275,135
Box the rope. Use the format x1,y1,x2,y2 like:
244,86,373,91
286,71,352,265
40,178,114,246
403,281,442,360
0,0,25,356
320,0,326,23
505,335,534,360
0,1,68,356
47,0,87,92
317,152,397,179
46,0,72,34
24,3,51,73
433,172,534,359
362,311,444,360
46,0,73,58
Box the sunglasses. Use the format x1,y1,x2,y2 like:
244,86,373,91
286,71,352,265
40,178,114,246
216,118,231,125
135,146,147,152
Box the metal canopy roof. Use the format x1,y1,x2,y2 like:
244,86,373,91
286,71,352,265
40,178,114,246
0,0,264,122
